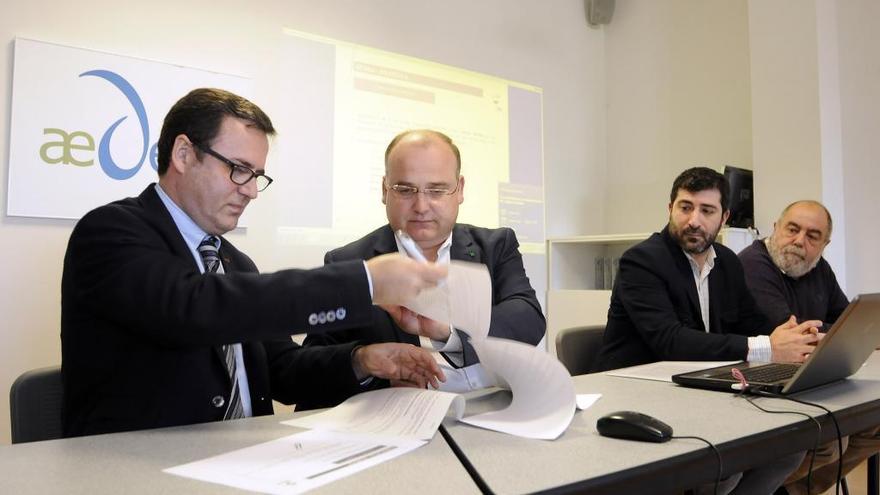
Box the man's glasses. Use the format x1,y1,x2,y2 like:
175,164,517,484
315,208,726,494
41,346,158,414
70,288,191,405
193,143,273,192
385,181,459,200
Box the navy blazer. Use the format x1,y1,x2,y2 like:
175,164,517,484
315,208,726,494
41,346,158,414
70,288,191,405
594,226,772,372
301,224,545,407
61,185,374,437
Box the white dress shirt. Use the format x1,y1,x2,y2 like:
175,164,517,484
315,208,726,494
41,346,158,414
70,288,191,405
683,246,771,362
393,231,498,392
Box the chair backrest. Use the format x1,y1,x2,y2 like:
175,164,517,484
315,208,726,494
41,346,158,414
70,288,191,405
555,325,605,376
9,366,63,443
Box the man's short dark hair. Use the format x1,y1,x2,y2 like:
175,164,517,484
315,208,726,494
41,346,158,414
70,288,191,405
385,129,462,175
157,88,276,175
670,167,730,212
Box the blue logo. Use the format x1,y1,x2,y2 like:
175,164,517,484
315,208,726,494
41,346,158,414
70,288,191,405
39,69,159,180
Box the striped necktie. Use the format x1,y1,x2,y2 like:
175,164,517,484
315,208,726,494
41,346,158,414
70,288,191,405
197,236,244,420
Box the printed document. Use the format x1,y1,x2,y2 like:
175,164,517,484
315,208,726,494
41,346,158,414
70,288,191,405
164,429,423,495
284,388,465,441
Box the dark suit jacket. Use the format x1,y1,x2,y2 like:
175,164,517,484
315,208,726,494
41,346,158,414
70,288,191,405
61,185,374,437
594,226,772,372
301,224,545,407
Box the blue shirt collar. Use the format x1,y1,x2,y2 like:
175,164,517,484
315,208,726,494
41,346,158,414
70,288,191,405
154,183,218,272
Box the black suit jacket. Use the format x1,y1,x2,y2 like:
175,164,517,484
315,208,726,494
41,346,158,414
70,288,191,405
61,185,374,437
594,227,772,372
301,224,545,406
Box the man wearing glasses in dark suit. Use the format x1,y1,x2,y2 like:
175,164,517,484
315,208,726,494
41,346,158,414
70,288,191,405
61,89,446,437
302,129,544,407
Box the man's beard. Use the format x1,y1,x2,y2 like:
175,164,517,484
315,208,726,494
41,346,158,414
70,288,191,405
668,219,721,255
766,237,820,278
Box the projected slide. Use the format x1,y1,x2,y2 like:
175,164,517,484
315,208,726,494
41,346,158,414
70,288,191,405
274,29,544,255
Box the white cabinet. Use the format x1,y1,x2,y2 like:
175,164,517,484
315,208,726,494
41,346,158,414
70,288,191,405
545,233,650,355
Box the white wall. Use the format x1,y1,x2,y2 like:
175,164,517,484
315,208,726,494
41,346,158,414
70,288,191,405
836,0,880,295
0,0,606,444
603,0,754,233
747,0,880,296
603,0,879,300
748,0,824,239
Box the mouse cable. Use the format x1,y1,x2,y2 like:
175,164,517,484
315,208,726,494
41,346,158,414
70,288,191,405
671,435,722,495
737,392,821,494
744,389,843,495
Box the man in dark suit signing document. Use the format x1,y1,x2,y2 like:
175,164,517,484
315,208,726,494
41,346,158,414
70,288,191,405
61,88,446,438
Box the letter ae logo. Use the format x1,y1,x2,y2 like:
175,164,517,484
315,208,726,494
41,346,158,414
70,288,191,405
38,70,158,180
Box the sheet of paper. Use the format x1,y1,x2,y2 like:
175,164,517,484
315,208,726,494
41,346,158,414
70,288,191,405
461,337,576,440
576,393,602,410
604,361,740,382
404,282,451,325
405,261,492,340
164,429,424,495
283,388,465,441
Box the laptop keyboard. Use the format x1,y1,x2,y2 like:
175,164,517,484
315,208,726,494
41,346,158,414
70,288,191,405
711,363,801,383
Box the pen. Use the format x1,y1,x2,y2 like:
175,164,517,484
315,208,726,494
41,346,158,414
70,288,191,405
396,230,428,263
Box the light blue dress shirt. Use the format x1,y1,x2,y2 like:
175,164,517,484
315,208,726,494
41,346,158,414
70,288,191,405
154,183,254,417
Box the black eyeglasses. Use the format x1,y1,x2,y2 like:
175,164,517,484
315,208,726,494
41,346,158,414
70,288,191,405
193,143,273,192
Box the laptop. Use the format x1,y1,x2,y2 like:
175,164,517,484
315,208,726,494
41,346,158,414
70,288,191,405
672,293,880,394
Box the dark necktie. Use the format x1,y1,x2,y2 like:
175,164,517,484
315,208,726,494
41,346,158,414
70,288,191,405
197,236,244,420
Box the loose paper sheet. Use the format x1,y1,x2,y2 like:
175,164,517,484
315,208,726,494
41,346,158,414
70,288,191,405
604,361,740,382
283,388,465,441
404,261,492,340
286,338,577,441
164,429,423,495
460,338,576,440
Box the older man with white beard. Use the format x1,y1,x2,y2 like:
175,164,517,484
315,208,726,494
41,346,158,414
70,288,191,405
739,200,879,495
738,200,848,330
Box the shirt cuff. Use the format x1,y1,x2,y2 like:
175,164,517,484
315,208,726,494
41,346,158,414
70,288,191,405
432,327,464,367
362,261,374,300
747,335,772,362
431,325,462,352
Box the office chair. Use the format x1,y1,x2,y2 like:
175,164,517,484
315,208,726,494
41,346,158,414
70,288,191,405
555,325,605,376
9,365,63,443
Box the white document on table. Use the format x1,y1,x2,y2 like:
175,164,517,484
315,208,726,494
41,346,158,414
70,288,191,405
461,337,576,440
164,429,423,495
604,361,740,382
404,261,492,340
283,388,465,441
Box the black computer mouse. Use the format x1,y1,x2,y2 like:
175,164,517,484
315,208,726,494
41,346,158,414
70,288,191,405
596,410,673,443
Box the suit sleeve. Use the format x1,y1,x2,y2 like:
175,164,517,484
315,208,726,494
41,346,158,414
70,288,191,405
615,248,749,361
301,250,380,348
64,205,373,348
459,228,546,366
263,338,365,407
485,228,545,343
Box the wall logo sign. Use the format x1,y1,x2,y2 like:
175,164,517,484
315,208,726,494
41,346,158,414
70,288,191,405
39,70,158,179
8,38,250,219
